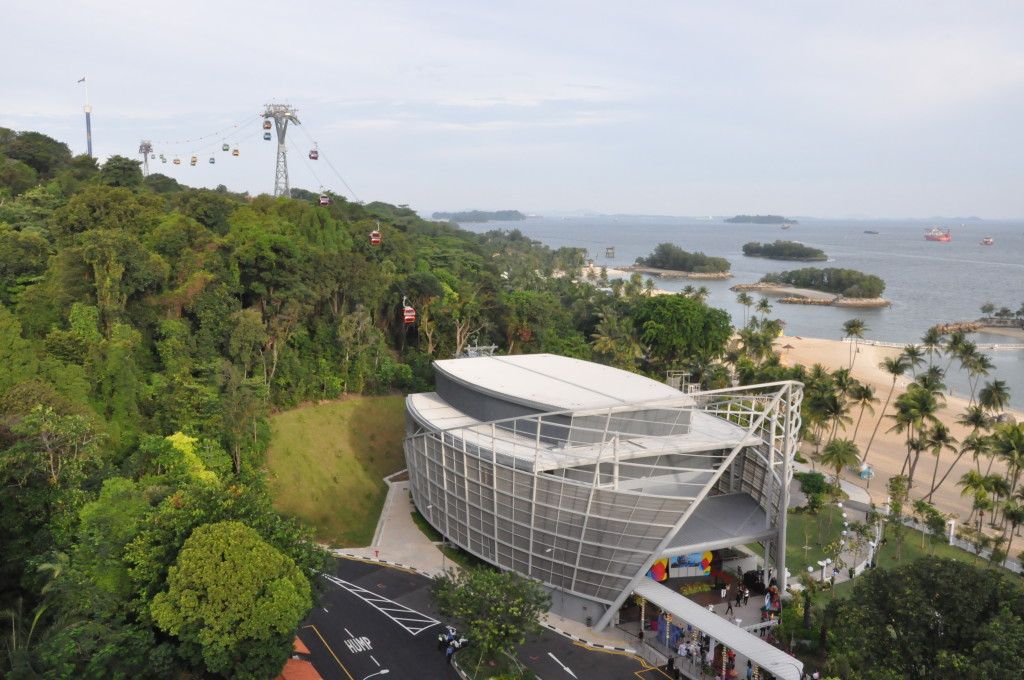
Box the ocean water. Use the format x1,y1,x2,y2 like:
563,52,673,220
461,215,1024,409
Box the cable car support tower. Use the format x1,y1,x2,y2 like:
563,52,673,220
262,104,300,197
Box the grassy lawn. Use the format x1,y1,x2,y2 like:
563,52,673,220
264,396,407,547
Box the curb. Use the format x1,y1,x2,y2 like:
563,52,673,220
333,552,435,578
542,622,636,654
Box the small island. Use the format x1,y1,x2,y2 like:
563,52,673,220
724,215,798,225
621,243,731,279
432,210,526,223
742,240,827,261
732,267,889,307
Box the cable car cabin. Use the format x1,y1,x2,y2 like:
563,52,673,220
161,157,167,163
318,194,330,206
309,149,319,160
232,148,240,157
173,158,181,165
369,230,382,245
222,143,230,151
209,157,215,164
262,120,272,130
263,132,272,141
403,306,417,324
190,156,197,166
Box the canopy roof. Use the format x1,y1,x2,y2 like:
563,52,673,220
633,580,803,680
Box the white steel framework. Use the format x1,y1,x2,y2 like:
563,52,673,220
262,104,299,197
404,358,802,635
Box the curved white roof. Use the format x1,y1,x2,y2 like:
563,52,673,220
434,354,687,412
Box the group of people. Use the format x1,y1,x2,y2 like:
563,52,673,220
722,583,751,617
436,626,468,665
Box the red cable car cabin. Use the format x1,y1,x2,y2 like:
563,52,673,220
309,149,319,160
318,194,330,206
403,305,416,324
369,230,382,245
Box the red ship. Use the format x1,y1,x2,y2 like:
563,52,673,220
925,227,951,241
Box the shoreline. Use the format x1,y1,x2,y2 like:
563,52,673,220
776,335,1024,522
731,282,890,307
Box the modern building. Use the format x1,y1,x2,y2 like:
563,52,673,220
404,354,801,638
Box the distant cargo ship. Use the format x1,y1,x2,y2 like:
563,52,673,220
925,227,951,241
864,230,879,234
980,236,994,245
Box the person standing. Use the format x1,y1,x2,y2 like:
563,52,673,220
742,586,749,606
720,584,728,600
725,599,734,616
445,644,455,665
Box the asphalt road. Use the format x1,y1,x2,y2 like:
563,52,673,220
300,557,666,680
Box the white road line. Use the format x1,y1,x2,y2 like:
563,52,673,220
322,574,441,636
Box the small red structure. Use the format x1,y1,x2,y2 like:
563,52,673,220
370,230,382,245
403,305,416,324
318,194,330,206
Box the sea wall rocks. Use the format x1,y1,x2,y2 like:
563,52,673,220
621,266,732,279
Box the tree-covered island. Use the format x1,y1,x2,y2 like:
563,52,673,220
432,209,526,222
724,214,797,224
633,242,730,274
760,267,885,298
742,240,827,261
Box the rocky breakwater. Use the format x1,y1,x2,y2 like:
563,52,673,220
833,296,891,308
931,321,983,334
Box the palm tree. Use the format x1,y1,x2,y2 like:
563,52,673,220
900,344,926,378
942,330,968,374
887,384,942,489
591,310,644,370
819,438,861,494
848,382,878,441
962,353,994,405
979,379,1011,418
957,469,989,527
842,318,868,369
756,297,772,319
1001,500,1024,567
992,423,1024,501
736,292,754,327
915,365,947,396
922,423,958,502
920,327,944,369
862,354,910,464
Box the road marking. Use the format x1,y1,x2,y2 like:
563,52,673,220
302,625,354,680
548,652,578,678
322,573,441,636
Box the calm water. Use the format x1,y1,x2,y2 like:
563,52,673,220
462,215,1024,409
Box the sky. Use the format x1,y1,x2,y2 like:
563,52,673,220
4,0,1024,218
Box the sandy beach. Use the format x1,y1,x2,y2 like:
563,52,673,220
776,335,1024,524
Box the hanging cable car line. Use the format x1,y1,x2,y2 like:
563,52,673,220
293,122,362,203
151,113,261,147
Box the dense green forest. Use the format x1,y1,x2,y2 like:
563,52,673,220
430,209,526,222
0,127,755,679
742,240,827,261
760,267,886,298
724,215,796,224
634,242,731,274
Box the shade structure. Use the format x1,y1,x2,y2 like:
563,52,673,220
633,579,803,680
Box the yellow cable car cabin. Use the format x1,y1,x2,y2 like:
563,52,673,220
262,120,272,130
232,148,240,157
190,156,197,166
173,158,181,165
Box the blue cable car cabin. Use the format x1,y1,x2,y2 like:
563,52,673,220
209,157,215,164
263,132,272,141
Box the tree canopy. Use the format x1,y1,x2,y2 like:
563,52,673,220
635,242,730,273
760,267,886,298
828,556,1024,680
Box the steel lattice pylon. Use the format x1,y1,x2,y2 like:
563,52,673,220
262,104,300,197
138,140,153,177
